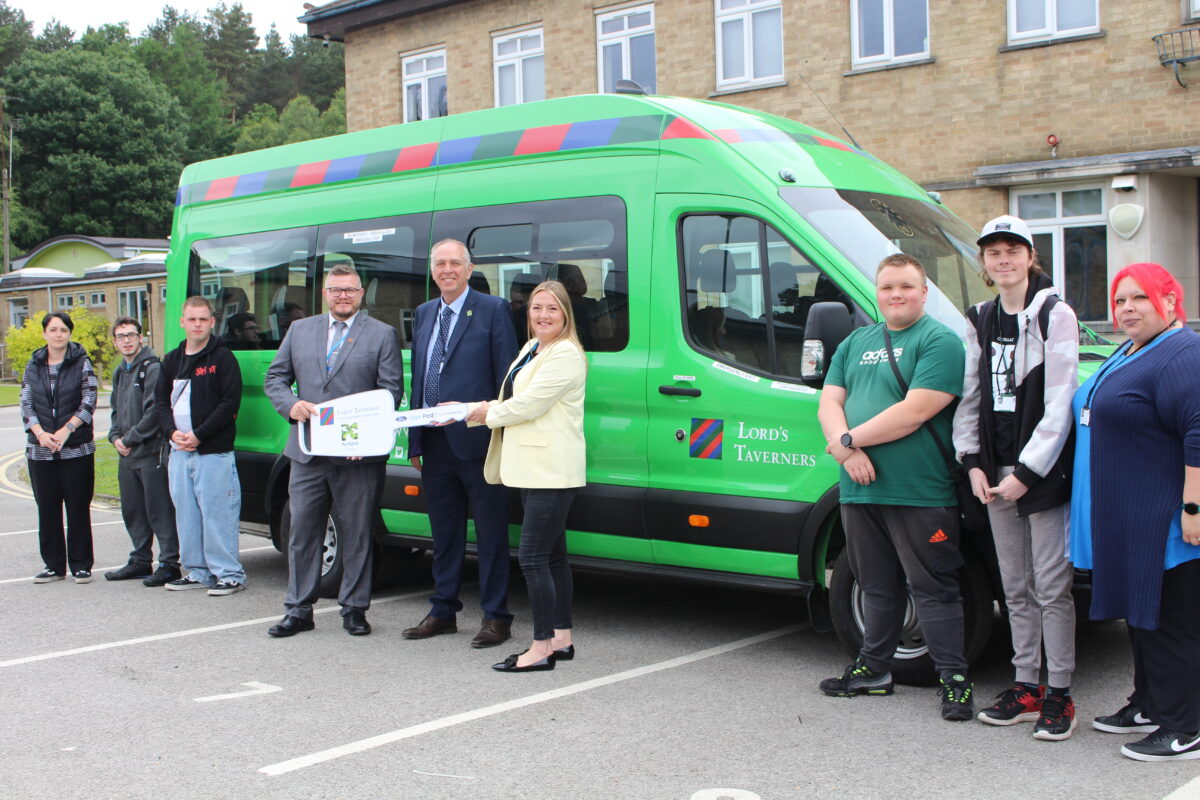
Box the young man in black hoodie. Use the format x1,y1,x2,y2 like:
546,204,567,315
952,215,1079,740
154,296,245,596
105,316,180,587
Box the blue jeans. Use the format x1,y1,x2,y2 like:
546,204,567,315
168,450,244,585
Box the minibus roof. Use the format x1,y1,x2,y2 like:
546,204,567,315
175,93,927,209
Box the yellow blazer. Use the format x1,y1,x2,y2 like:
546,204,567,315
471,338,587,488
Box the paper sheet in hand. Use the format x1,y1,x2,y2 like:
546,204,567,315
299,389,469,457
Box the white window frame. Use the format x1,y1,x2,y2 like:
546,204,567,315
1007,0,1098,44
8,297,28,329
1190,0,1200,22
88,291,106,307
493,28,545,107
402,49,448,123
714,0,784,89
56,294,74,310
1010,182,1107,315
851,0,929,67
118,287,149,327
160,284,168,303
595,4,656,94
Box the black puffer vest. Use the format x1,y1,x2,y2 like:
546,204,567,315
26,342,93,450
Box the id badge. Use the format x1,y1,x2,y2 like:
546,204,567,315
1080,407,1091,427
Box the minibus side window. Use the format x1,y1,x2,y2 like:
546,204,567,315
433,196,629,352
680,214,854,380
316,215,432,346
189,227,317,351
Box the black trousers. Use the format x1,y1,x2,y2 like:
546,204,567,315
518,488,577,641
1128,559,1200,733
28,455,95,574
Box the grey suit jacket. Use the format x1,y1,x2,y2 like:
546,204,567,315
264,312,404,464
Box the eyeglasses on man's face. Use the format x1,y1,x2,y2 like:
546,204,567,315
114,332,140,341
324,287,362,297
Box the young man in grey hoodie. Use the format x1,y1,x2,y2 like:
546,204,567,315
105,317,181,587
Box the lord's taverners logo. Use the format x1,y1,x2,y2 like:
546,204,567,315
319,407,335,426
690,418,723,459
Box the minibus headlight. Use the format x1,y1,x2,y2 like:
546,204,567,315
801,340,825,380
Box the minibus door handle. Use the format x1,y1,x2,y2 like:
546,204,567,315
658,385,701,397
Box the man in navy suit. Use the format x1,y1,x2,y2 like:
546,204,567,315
403,238,519,648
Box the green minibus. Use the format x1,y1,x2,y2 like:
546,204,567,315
166,91,1105,682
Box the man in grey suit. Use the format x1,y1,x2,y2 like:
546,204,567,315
263,263,404,637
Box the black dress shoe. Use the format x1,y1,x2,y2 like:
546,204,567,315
268,615,315,637
492,651,555,672
470,618,512,648
552,644,575,661
402,614,457,639
343,610,371,636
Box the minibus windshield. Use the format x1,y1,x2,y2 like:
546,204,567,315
781,187,995,336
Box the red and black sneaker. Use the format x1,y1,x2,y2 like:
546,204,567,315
978,684,1043,726
1033,693,1077,740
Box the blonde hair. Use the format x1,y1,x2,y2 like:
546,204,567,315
875,253,926,284
526,280,580,347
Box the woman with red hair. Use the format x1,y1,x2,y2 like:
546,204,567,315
1070,263,1200,761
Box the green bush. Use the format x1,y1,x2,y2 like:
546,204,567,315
6,309,118,387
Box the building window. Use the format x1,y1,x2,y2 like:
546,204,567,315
596,5,656,94
852,0,929,66
1009,0,1098,42
494,29,545,107
118,287,149,328
715,0,783,89
8,298,28,329
1191,0,1200,21
1013,185,1107,321
402,49,448,123
88,291,106,307
160,284,167,303
56,294,74,310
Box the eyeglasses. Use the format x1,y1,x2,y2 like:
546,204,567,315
324,287,363,297
114,332,140,341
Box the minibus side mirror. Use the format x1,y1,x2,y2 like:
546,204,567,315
801,302,854,385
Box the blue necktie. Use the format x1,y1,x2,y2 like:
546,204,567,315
326,320,347,374
424,306,452,406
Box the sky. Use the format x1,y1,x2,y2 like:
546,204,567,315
11,0,313,44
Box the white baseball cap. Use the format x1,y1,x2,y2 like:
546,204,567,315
978,215,1035,249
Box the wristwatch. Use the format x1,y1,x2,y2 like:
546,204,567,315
65,422,77,433
1184,502,1200,516
840,432,855,449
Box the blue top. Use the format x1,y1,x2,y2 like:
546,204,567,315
1069,326,1200,629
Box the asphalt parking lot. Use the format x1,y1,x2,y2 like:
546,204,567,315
0,408,1197,799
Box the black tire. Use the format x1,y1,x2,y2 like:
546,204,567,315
828,548,995,685
279,503,344,599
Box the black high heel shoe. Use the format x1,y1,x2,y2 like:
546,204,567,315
492,651,555,672
552,644,575,661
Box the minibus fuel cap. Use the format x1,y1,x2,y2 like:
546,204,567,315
779,168,796,183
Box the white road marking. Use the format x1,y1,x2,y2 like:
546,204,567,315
0,586,429,670
0,545,276,586
1165,776,1200,800
194,681,282,703
0,520,125,538
412,770,479,781
691,791,762,800
259,623,806,776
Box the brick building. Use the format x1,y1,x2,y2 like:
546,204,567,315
301,0,1200,322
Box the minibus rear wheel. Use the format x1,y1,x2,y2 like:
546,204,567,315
827,549,995,685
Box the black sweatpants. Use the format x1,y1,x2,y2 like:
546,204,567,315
842,503,967,676
1128,559,1200,733
28,455,95,575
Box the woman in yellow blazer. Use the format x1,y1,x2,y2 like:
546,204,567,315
465,280,587,673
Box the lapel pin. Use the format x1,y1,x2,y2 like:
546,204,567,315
466,310,473,317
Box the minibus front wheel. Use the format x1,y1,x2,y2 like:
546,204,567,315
827,549,995,685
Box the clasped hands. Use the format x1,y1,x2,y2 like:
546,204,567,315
968,468,1028,503
825,439,875,486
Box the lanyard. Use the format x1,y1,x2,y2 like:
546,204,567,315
327,328,350,362
1080,324,1180,426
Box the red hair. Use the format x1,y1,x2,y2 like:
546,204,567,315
1110,263,1186,324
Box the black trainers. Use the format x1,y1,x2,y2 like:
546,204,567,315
819,657,894,697
978,684,1043,726
105,561,153,581
939,673,974,721
165,576,210,591
32,569,64,583
1093,702,1156,734
143,564,182,587
1033,693,1077,741
207,580,245,596
1121,728,1200,762
72,570,93,584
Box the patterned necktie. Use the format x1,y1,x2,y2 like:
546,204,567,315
326,320,347,374
424,306,453,406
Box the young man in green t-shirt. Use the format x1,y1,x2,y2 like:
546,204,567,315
817,253,973,721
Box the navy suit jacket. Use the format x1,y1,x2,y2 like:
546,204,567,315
409,288,518,461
